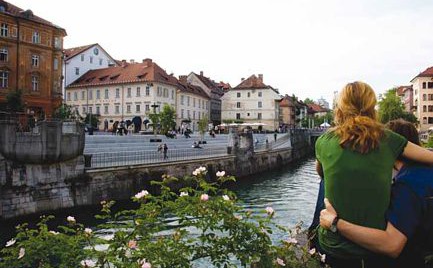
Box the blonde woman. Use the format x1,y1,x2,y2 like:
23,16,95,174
315,81,433,268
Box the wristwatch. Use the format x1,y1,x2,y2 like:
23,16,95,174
330,216,339,233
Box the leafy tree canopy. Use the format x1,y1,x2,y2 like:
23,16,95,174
378,88,417,124
159,104,176,134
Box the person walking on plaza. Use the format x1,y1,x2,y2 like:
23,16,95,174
163,143,168,160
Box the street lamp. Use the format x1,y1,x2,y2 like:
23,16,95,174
150,102,159,136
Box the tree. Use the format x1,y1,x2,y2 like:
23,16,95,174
84,113,100,128
6,89,25,113
303,98,315,105
198,116,209,141
53,104,81,120
159,104,176,134
378,88,417,124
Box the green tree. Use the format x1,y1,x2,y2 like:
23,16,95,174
197,116,209,141
6,89,25,113
53,104,81,120
84,113,100,128
378,88,417,124
159,104,176,134
303,98,315,105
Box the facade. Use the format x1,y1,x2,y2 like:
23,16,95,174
221,74,281,131
395,85,413,113
411,67,433,132
62,43,117,99
187,71,224,126
279,95,297,127
65,59,178,130
176,76,210,131
0,1,66,117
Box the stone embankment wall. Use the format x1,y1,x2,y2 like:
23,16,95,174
0,130,313,220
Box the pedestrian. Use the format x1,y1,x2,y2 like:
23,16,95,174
163,143,168,159
274,132,277,142
104,119,108,132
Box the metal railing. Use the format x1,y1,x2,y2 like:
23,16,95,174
87,147,229,169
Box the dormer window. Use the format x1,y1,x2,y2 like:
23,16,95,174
0,23,8,37
32,31,40,44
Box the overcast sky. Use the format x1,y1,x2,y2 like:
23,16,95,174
10,0,433,105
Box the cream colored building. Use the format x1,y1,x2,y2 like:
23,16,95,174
411,66,433,132
176,76,210,131
221,74,281,131
65,59,178,130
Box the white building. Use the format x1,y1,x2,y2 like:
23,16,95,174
221,74,281,131
411,66,433,132
63,43,117,99
65,59,178,131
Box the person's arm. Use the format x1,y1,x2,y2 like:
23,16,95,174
320,199,407,258
402,141,433,165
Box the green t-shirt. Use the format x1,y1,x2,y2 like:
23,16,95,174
315,129,407,258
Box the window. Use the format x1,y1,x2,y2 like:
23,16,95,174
181,96,184,105
96,89,100,99
187,110,190,118
247,113,250,116
429,94,433,101
258,101,262,108
236,102,241,108
31,75,39,91
157,86,162,97
54,37,61,49
429,82,433,89
0,23,8,37
99,58,103,65
429,105,433,112
206,101,208,110
423,82,427,89
115,105,120,114
171,90,174,99
88,106,93,114
89,56,93,64
237,92,241,98
198,99,201,108
31,55,39,67
187,96,190,106
258,92,262,97
429,117,433,124
145,104,150,112
423,94,427,101
81,91,85,100
32,31,40,43
145,86,150,96
67,92,71,101
163,88,168,98
236,113,241,120
247,92,251,97
104,105,109,114
258,113,262,119
115,88,120,98
181,109,184,118
96,106,100,115
127,87,131,98
0,71,8,88
423,105,427,112
105,89,109,99
53,58,58,70
75,67,80,75
136,87,141,97
193,111,196,120
136,104,141,112
88,89,93,100
80,54,84,61
126,105,131,113
74,92,78,101
193,98,196,107
0,48,7,62
198,112,201,120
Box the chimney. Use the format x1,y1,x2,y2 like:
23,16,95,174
258,74,263,82
142,58,153,66
121,59,127,67
130,59,135,64
200,71,203,76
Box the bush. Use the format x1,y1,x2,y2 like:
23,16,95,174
0,168,326,268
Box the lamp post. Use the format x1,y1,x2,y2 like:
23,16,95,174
150,102,159,136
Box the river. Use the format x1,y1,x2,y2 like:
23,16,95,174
0,157,321,261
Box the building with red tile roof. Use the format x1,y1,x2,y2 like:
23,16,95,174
0,0,66,117
187,71,225,126
395,85,413,113
410,66,433,131
221,74,282,130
